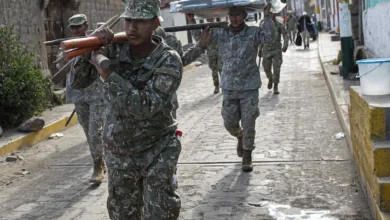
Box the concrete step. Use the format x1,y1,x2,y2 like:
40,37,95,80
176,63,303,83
331,35,340,41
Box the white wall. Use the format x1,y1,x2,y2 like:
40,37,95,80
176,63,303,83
363,2,390,57
173,13,189,45
161,9,175,28
160,8,189,45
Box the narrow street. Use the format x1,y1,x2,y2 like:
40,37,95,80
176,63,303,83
0,32,372,219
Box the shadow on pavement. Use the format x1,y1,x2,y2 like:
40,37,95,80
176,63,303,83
189,165,252,220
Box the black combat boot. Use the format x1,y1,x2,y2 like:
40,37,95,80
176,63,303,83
242,150,253,172
267,78,273,90
214,86,220,94
274,83,279,94
237,137,243,157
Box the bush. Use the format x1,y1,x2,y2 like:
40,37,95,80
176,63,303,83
0,26,49,129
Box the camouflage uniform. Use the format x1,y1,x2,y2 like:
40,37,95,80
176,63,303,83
260,19,288,85
56,15,105,176
155,26,206,119
190,25,223,90
207,42,223,88
91,2,183,219
191,8,275,152
286,14,297,44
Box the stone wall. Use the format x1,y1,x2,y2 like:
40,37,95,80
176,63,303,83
0,0,49,75
75,0,125,32
349,86,390,218
0,0,125,76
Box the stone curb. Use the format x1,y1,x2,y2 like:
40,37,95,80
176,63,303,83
318,35,390,220
0,64,198,157
0,114,79,156
317,36,353,151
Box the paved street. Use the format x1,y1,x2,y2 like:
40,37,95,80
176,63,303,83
0,36,373,219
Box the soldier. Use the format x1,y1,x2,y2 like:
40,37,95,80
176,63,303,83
84,0,183,218
187,4,275,172
190,18,223,94
206,18,222,94
259,12,288,94
286,11,298,44
154,17,209,118
56,14,105,184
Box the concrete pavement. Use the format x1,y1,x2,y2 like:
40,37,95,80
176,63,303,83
318,32,360,151
0,36,373,219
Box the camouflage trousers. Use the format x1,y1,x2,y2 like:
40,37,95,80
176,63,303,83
208,55,222,87
287,27,296,43
262,49,283,84
74,100,105,161
221,90,260,151
106,135,182,220
172,92,178,120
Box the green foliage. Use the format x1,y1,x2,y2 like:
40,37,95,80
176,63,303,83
0,26,48,129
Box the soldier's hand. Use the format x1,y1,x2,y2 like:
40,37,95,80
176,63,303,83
89,50,112,79
263,3,271,16
185,13,195,22
91,27,114,46
258,50,262,57
200,27,211,48
282,48,287,52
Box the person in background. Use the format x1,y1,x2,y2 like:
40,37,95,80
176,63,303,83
286,11,297,44
297,11,313,49
154,16,209,118
56,14,106,185
259,12,288,94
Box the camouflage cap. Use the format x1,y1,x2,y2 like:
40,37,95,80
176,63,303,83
120,0,160,20
228,6,247,15
68,14,87,27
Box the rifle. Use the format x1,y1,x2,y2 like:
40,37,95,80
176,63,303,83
50,15,120,84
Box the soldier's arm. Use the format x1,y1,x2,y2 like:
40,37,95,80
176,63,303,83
188,20,202,42
181,43,206,66
176,40,184,58
280,24,289,49
103,52,183,119
55,48,68,70
255,15,276,45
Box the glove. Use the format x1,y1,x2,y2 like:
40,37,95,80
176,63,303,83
282,48,287,52
91,28,114,46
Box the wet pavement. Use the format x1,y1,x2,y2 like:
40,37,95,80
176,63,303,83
0,33,372,219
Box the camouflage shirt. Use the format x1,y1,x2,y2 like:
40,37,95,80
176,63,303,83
155,26,206,66
286,15,298,30
195,15,276,90
189,22,219,57
260,20,288,51
101,36,183,169
56,49,104,104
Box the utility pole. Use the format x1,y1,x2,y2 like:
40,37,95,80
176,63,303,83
339,0,354,79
